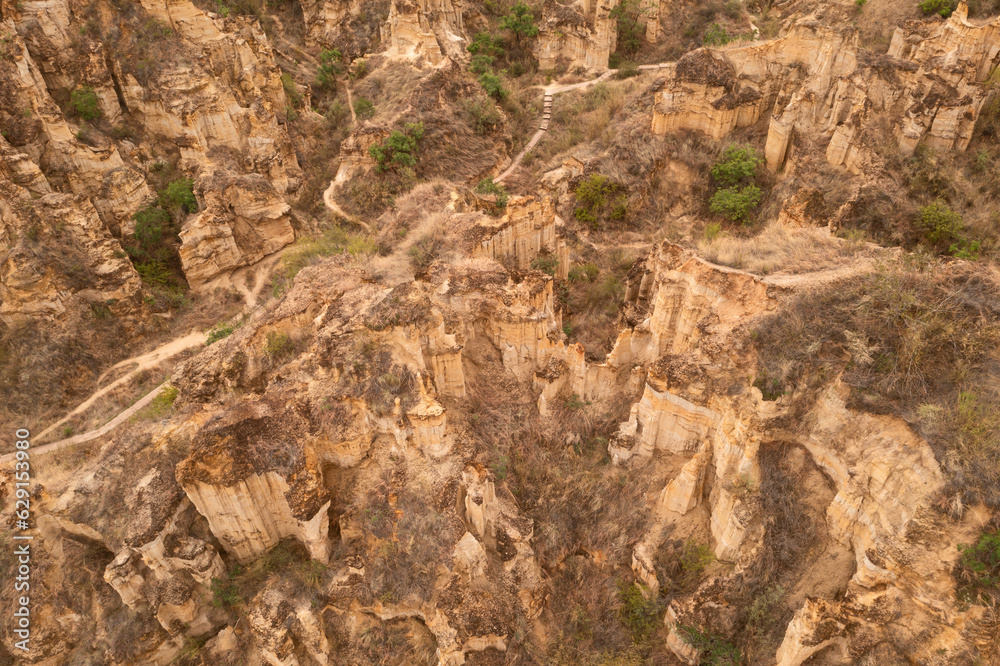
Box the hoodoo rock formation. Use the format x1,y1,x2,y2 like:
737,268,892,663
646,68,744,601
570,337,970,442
2,0,1000,663
653,6,1000,173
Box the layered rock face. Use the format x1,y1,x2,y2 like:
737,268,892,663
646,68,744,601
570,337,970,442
536,0,619,71
178,171,295,290
0,0,302,305
653,5,1000,173
381,0,465,64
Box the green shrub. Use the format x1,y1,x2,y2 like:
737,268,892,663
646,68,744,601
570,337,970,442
617,580,660,643
709,145,764,223
957,529,1000,601
679,539,716,586
530,255,559,275
369,123,424,172
703,22,732,46
950,238,981,260
610,0,651,55
919,0,956,16
315,49,342,91
499,1,538,59
916,200,963,245
160,178,198,214
711,145,763,186
349,58,367,80
474,176,508,209
568,263,599,282
353,97,375,120
206,322,235,344
478,70,508,100
678,626,742,665
131,205,170,253
264,331,296,359
467,32,504,73
465,96,502,134
710,185,763,222
573,174,627,229
71,85,102,121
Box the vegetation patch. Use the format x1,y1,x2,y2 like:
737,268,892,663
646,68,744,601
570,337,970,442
956,528,1000,604
573,174,628,229
754,262,1000,506
708,144,764,223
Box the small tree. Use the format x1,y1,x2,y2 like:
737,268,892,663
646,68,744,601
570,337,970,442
315,49,342,91
368,122,425,172
916,200,963,245
499,1,538,59
467,32,504,74
711,145,763,186
710,185,762,222
160,178,198,215
475,176,509,209
919,0,956,17
71,85,102,121
610,0,653,56
708,144,764,223
478,70,508,100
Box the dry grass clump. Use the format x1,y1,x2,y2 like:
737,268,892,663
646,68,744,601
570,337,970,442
754,259,1000,506
698,222,862,275
531,79,640,170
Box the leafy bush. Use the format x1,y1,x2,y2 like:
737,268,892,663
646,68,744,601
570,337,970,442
679,539,716,587
160,178,198,214
617,580,660,643
206,322,235,344
349,58,367,79
919,0,956,16
71,85,102,121
703,22,732,46
916,200,963,245
264,331,296,359
475,176,508,209
467,32,504,74
711,145,763,186
465,96,502,134
709,144,764,223
131,205,170,254
369,123,425,172
499,1,538,59
315,49,342,91
710,185,763,222
957,529,1000,601
678,626,742,665
610,0,652,55
353,97,375,120
573,174,627,229
530,255,559,275
478,70,508,100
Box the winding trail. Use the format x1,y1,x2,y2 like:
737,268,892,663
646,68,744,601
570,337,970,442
0,331,207,465
32,331,207,444
495,63,672,183
1,383,173,464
